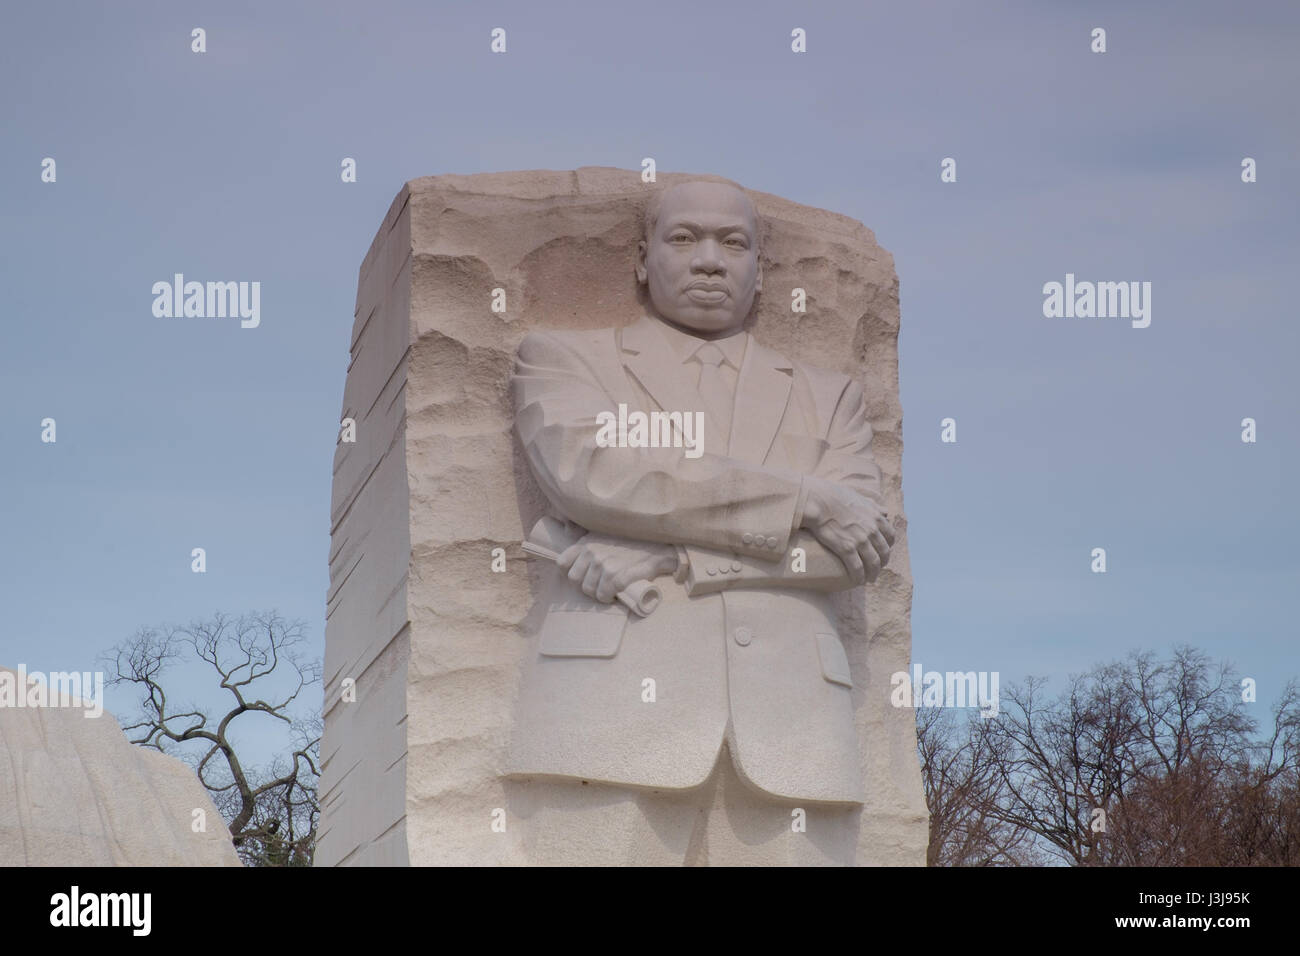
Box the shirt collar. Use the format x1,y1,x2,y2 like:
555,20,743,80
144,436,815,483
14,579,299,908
652,315,748,369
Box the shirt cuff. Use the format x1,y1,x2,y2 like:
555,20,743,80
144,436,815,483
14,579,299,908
673,544,690,584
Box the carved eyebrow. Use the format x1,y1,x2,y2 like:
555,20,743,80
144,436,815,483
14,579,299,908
665,220,753,236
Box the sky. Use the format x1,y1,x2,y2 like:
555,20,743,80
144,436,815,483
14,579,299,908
2,0,1297,767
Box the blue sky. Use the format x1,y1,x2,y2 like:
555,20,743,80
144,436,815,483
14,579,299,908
2,0,1297,765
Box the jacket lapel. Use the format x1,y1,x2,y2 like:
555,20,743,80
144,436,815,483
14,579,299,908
618,314,794,465
619,314,711,427
728,337,793,465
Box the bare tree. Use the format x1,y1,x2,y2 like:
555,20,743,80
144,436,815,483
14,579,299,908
917,707,1046,866
103,611,322,866
934,646,1300,866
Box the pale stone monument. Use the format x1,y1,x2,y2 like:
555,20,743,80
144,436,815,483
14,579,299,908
0,666,240,866
318,168,927,866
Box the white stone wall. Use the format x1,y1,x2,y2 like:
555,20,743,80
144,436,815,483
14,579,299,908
317,188,414,867
0,667,241,866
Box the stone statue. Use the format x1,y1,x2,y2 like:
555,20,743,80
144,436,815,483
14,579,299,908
317,168,926,868
504,181,896,865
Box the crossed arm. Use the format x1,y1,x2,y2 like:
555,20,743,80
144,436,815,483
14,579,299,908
512,330,894,602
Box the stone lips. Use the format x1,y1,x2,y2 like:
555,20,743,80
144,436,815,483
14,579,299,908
319,167,926,865
0,666,241,866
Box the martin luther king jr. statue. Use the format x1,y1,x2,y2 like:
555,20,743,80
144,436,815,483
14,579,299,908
505,180,896,865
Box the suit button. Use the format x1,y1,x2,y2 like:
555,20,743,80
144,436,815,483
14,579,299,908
706,566,717,576
734,626,752,646
742,532,754,545
730,560,742,572
766,536,778,548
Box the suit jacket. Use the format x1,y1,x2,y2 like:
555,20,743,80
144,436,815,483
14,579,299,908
506,312,885,803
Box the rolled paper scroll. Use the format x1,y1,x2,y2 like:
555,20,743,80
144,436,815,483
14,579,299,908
523,518,662,617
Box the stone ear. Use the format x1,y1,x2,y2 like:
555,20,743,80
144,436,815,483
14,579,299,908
635,240,648,283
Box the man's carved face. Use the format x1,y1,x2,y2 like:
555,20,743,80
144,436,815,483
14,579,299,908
637,182,762,338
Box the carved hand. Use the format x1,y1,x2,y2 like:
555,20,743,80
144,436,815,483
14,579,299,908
557,532,679,604
799,475,895,584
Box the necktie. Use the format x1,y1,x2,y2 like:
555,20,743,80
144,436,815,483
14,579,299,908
694,342,733,455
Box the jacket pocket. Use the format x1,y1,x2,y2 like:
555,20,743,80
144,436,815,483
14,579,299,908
537,601,628,658
815,632,853,687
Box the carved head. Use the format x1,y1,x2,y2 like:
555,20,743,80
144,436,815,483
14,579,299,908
637,181,763,338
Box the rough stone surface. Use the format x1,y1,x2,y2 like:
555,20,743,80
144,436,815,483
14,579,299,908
0,667,241,866
318,167,928,866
